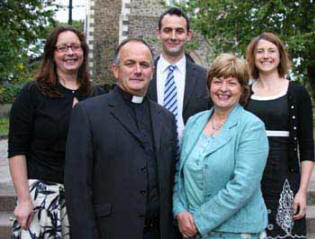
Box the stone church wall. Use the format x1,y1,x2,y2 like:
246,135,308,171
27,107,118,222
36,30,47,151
88,0,212,84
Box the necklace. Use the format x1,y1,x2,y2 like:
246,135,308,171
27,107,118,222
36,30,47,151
211,118,225,132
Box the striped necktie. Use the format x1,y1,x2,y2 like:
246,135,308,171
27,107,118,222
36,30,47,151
163,65,177,119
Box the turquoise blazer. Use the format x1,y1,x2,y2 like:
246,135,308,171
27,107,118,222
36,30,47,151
173,104,269,236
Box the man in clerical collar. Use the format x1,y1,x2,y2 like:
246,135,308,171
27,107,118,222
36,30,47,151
65,39,179,239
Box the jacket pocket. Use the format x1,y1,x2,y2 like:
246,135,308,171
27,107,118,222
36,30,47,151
94,203,112,217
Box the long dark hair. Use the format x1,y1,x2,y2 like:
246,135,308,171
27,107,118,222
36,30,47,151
35,25,91,97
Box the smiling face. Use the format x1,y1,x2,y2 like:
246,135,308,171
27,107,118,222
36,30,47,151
210,76,242,112
156,14,192,60
112,41,154,96
254,39,280,74
54,31,83,75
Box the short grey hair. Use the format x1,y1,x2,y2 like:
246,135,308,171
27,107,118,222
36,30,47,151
113,38,154,66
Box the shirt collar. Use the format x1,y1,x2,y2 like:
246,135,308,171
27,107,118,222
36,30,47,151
159,54,186,74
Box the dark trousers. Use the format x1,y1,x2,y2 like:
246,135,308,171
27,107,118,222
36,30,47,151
143,228,160,239
143,216,160,239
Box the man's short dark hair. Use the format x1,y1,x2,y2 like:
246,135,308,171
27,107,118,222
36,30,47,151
158,7,190,31
113,38,154,65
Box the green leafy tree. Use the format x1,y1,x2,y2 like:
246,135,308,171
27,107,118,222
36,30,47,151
0,0,58,83
180,0,315,99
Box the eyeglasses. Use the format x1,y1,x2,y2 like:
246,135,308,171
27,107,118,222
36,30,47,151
55,44,82,53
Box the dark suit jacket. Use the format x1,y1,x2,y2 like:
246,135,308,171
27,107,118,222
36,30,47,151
147,57,211,123
64,88,178,239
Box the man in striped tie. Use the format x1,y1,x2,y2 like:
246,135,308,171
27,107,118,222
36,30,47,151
148,7,211,142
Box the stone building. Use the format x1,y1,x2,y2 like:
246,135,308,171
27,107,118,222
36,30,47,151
86,0,212,84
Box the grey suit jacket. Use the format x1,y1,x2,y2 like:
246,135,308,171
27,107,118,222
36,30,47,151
147,57,211,123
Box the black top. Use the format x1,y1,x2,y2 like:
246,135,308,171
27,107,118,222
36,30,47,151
8,81,105,183
246,94,289,131
246,81,314,172
117,87,160,219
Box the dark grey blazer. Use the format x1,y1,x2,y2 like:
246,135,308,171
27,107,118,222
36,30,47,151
147,57,211,123
65,88,178,239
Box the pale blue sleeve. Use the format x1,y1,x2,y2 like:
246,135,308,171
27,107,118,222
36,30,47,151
193,119,268,235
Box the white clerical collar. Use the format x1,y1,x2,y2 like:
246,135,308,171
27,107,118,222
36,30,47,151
131,95,144,104
117,86,145,104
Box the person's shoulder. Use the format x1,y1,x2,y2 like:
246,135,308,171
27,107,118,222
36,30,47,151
89,84,106,96
288,81,310,96
78,92,110,110
20,81,39,92
15,81,41,100
239,108,265,127
186,110,211,126
188,60,207,73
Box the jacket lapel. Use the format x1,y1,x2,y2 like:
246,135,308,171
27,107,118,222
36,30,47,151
183,61,197,111
203,104,241,156
203,129,232,155
108,89,144,144
147,58,159,102
150,101,162,153
180,104,242,168
179,110,211,170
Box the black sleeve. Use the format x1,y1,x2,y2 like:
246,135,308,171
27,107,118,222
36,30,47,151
297,85,314,162
64,103,97,239
8,82,35,158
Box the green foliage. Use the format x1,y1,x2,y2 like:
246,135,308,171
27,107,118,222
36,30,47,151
180,0,315,98
0,0,58,83
0,84,25,104
71,20,84,31
0,118,9,136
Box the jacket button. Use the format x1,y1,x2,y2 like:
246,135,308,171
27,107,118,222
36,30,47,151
294,137,297,140
292,115,296,119
293,126,297,130
140,190,146,195
291,105,294,109
294,148,297,151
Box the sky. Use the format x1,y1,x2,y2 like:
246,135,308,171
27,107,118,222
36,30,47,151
53,0,87,23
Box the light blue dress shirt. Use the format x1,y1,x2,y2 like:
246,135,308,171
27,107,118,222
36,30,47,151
183,133,214,212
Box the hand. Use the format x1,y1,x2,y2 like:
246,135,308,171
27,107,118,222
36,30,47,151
72,97,79,107
14,200,34,229
176,211,198,238
293,190,307,220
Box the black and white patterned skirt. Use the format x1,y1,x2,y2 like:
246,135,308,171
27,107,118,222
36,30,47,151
11,179,70,239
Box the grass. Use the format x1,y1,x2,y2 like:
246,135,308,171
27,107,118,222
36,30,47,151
0,118,9,136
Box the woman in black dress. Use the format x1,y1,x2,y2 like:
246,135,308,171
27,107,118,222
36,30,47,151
8,25,104,238
246,32,314,239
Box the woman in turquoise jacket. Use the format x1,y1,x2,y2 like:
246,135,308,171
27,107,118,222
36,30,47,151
173,53,269,239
